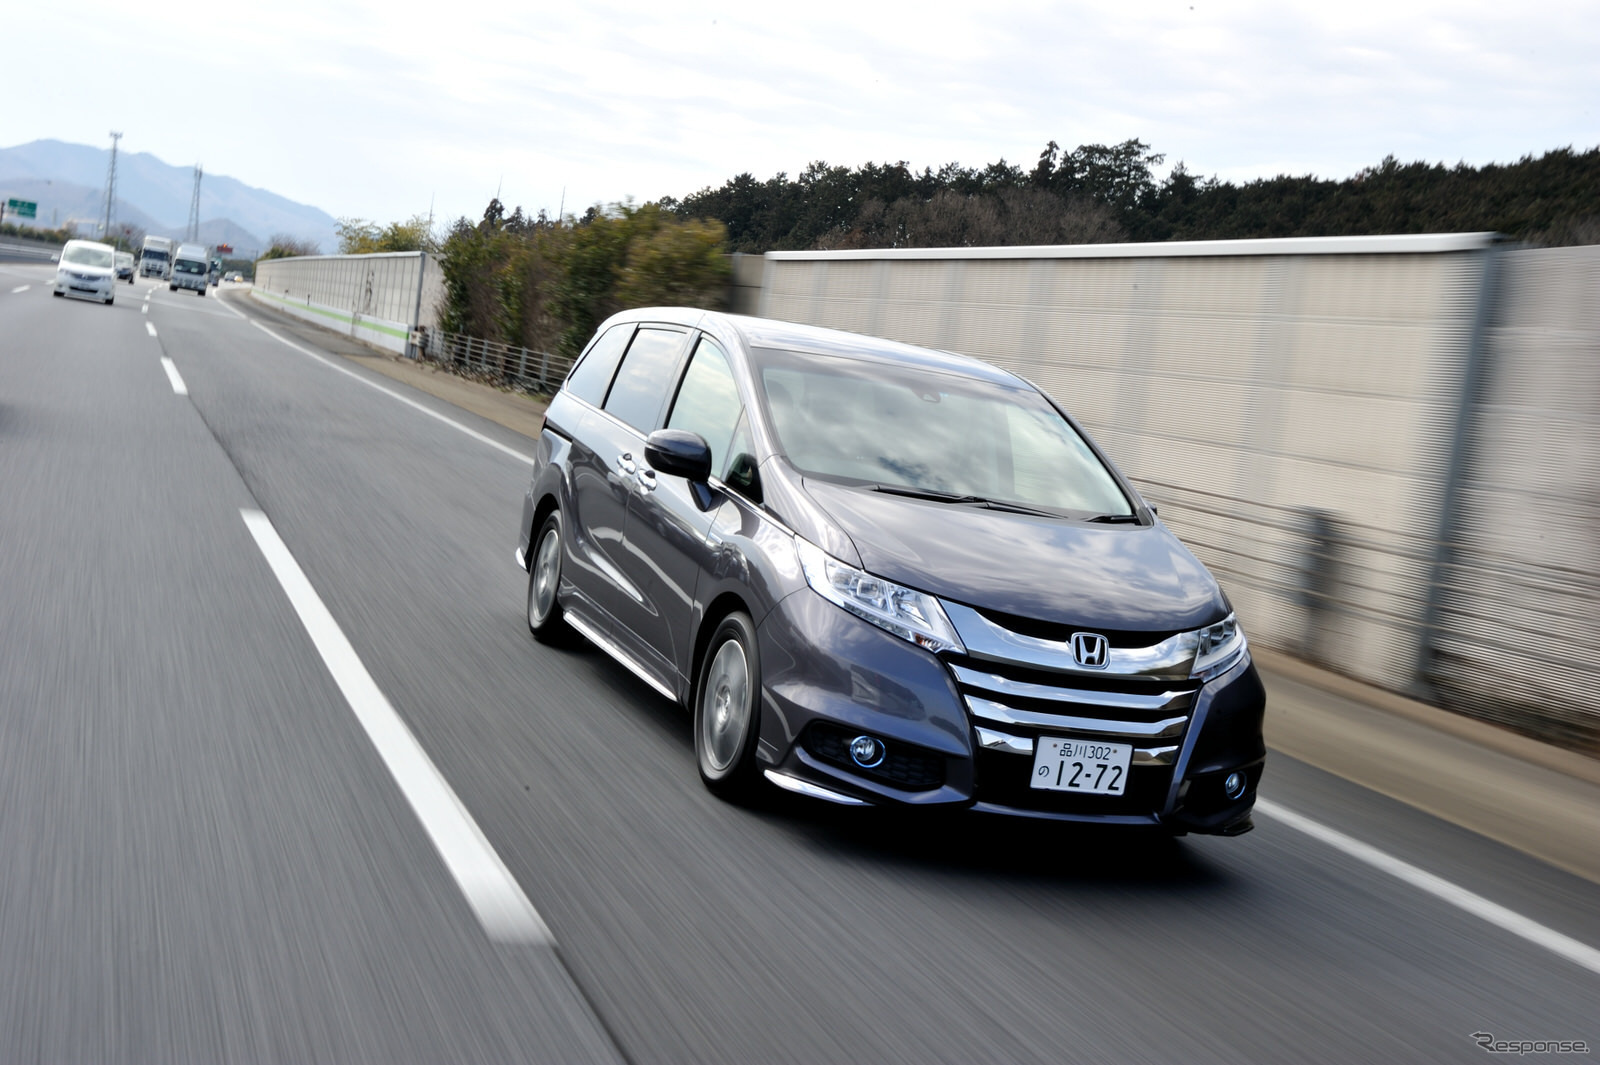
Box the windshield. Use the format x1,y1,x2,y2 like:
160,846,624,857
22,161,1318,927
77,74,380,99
143,249,170,262
62,244,115,269
754,347,1134,517
175,259,206,274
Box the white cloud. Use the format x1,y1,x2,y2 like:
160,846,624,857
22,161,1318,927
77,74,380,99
10,0,1598,233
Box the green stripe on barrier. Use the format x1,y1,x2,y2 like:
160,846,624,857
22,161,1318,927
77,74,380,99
254,288,410,339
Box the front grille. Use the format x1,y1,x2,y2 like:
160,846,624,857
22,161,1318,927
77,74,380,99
952,658,1198,734
802,722,946,792
950,654,1199,815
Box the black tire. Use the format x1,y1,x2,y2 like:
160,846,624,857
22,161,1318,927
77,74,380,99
694,612,764,799
197,288,205,298
52,290,63,298
105,297,114,306
525,512,568,643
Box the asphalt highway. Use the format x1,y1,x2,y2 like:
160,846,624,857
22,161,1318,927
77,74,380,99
2,262,1595,1063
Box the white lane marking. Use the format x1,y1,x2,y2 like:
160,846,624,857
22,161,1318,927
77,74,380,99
240,508,552,945
11,285,28,293
1256,799,1600,977
159,357,188,396
145,321,157,337
144,291,151,301
142,304,149,315
214,297,535,465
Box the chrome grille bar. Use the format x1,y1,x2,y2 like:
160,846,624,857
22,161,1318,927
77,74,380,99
950,664,1194,711
965,695,1188,739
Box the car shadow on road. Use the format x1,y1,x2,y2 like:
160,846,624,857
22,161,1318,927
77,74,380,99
759,798,1233,891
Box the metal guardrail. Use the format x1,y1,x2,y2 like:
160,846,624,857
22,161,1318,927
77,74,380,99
0,238,63,263
419,329,573,395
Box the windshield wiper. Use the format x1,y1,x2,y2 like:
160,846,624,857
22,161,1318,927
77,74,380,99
1085,513,1141,524
866,484,1054,517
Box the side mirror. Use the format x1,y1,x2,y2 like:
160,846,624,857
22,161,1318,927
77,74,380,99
645,429,712,483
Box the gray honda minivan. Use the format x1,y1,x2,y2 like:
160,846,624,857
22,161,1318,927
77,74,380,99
517,309,1265,835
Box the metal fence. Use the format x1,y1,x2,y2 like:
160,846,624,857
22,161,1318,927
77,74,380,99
420,328,573,395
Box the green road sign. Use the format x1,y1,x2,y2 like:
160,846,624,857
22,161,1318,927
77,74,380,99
5,198,38,218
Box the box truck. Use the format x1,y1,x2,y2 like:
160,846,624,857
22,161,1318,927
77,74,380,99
140,235,173,279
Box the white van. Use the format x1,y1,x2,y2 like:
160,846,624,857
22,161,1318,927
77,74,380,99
170,243,210,296
53,240,118,305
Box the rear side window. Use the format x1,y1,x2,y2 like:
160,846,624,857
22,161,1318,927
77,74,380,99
603,328,689,432
564,324,633,406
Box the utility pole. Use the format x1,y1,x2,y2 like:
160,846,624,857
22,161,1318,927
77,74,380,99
102,131,122,242
187,164,203,242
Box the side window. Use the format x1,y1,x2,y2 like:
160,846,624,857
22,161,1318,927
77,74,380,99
666,338,743,476
563,323,633,407
603,327,689,432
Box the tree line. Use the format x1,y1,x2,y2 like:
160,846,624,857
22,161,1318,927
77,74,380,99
664,140,1600,251
434,200,727,362
308,138,1598,366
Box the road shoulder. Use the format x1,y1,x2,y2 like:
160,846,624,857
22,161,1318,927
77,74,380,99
1257,648,1600,884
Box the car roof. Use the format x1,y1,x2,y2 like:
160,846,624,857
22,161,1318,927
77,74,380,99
609,307,1026,389
64,239,115,252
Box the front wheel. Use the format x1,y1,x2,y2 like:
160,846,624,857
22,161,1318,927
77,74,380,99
694,613,764,799
197,288,205,298
526,512,568,643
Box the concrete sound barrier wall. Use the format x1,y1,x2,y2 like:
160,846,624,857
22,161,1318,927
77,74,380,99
253,251,446,356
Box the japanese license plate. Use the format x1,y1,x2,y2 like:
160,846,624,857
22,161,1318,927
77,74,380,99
1030,737,1132,795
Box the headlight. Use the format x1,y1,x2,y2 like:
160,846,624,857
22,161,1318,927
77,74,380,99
1191,613,1246,680
795,538,965,655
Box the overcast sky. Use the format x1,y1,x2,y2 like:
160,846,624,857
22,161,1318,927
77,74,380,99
9,0,1598,231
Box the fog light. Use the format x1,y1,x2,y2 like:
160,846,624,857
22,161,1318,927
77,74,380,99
849,735,886,769
1224,771,1247,800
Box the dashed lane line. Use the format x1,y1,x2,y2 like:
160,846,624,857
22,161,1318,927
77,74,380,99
239,508,552,945
145,321,157,337
159,357,188,396
11,285,29,293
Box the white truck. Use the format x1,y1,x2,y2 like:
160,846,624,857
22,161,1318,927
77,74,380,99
169,243,210,296
140,235,173,279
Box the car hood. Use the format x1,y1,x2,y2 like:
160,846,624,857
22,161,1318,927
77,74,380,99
801,480,1226,633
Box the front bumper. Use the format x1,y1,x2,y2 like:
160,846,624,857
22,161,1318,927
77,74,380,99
755,592,1265,834
56,273,113,300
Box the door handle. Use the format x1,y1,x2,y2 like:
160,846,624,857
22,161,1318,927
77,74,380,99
635,468,657,493
616,453,636,476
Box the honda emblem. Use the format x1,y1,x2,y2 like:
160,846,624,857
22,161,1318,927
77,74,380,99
1071,632,1109,669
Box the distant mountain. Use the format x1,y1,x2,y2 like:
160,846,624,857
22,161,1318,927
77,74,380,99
0,139,339,256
